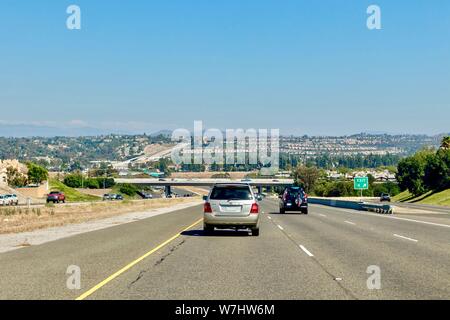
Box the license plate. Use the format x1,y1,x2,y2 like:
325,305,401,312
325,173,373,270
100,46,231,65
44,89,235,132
220,205,242,213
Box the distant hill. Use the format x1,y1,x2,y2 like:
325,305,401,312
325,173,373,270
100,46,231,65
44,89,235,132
0,124,117,137
150,130,173,138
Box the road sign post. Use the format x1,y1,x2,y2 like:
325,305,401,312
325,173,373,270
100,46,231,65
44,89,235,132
354,177,369,202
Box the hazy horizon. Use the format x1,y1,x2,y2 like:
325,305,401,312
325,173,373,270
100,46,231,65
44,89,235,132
0,121,448,138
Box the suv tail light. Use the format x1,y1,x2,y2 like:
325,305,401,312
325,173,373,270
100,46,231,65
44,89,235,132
250,202,259,214
204,202,212,213
304,193,308,202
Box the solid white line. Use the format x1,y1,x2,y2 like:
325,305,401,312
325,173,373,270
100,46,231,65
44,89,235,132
299,245,314,257
344,220,356,225
393,234,418,242
319,214,327,217
277,225,284,231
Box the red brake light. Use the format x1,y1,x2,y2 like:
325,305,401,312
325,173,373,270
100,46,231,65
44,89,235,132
204,202,212,213
250,202,259,214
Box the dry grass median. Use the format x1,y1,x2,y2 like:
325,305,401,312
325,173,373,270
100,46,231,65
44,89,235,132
0,197,201,235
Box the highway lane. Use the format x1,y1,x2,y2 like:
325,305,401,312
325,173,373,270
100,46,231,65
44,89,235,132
0,200,449,299
263,200,450,299
0,205,203,300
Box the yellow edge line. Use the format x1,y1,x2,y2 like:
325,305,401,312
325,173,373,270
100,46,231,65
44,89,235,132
75,217,203,300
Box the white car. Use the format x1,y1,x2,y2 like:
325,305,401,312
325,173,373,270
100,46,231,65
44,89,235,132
5,194,19,206
0,195,8,206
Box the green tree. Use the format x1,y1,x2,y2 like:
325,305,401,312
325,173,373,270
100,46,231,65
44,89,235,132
293,165,321,193
119,183,138,196
6,166,28,187
26,163,48,184
85,178,100,189
63,173,83,188
396,149,433,196
441,136,450,150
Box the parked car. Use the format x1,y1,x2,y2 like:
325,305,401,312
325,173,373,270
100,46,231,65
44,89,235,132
5,194,19,206
137,191,153,199
103,194,114,201
47,191,66,203
203,183,260,236
0,195,8,206
380,193,391,202
103,193,123,201
279,186,308,214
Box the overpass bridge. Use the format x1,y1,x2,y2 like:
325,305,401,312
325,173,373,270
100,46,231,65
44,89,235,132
114,178,294,196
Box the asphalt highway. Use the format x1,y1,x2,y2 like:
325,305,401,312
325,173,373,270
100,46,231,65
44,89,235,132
0,199,449,300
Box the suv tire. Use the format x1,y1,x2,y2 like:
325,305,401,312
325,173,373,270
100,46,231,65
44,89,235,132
251,227,260,236
204,223,214,234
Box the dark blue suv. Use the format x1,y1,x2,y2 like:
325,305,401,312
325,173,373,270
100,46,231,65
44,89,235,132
279,186,308,214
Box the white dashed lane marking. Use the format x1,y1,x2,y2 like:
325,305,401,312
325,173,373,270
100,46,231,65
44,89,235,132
393,234,418,242
299,245,314,257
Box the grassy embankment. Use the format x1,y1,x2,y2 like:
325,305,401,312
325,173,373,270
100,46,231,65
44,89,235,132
392,189,450,207
49,179,100,202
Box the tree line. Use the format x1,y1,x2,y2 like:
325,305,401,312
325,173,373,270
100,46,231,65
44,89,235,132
292,165,400,198
396,137,450,196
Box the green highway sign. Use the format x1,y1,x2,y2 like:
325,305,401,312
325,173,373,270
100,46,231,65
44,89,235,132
354,177,369,190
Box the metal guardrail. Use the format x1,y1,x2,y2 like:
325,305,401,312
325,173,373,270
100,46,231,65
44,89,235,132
360,203,393,214
309,198,394,214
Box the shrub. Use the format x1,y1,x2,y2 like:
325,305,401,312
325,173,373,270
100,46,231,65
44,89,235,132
64,174,83,188
119,183,138,196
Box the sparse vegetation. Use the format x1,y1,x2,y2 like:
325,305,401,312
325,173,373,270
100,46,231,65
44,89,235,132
0,196,201,234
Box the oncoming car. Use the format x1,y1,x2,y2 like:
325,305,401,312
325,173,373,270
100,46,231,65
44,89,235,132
203,183,260,236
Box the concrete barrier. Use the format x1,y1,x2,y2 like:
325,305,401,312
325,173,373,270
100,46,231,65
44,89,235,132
309,197,393,214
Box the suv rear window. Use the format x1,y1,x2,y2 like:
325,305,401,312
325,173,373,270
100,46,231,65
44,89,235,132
210,185,253,200
284,187,305,199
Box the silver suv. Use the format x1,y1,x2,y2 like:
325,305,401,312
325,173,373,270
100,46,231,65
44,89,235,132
203,184,260,236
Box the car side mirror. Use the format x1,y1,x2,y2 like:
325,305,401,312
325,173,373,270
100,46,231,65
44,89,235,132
202,195,208,201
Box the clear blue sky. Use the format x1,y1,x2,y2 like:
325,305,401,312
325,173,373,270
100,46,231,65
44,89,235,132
0,0,449,135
